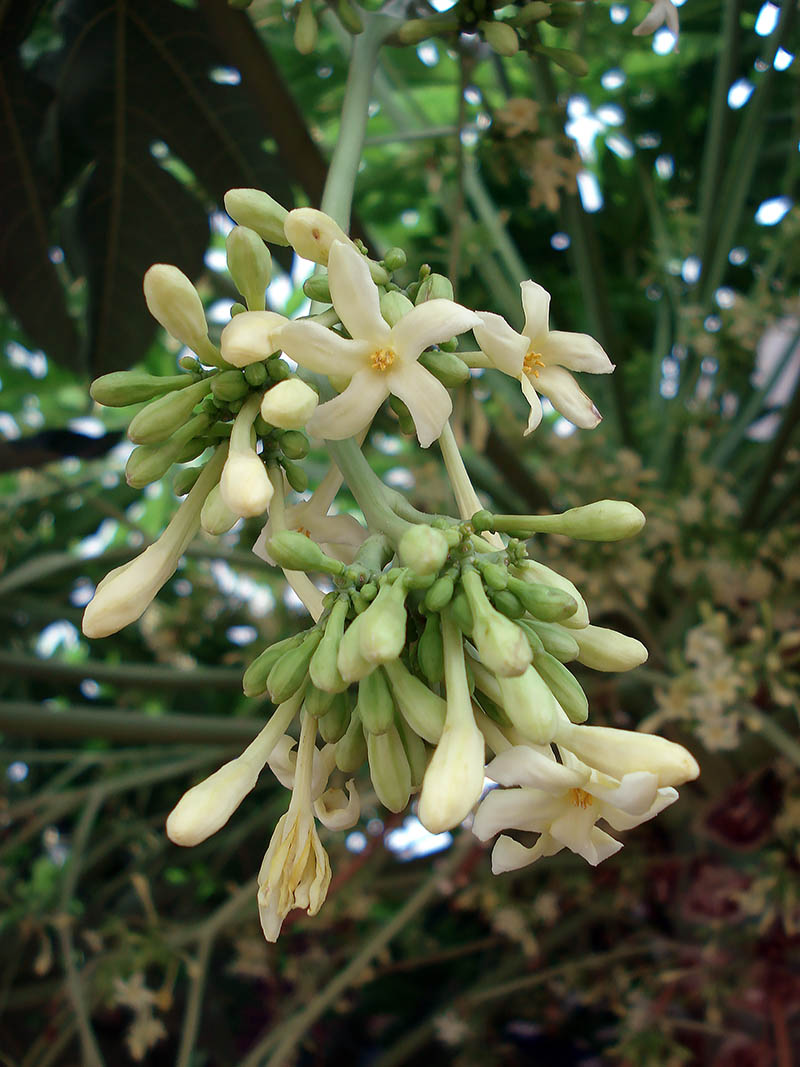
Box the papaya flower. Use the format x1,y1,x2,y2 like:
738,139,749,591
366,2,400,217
277,241,481,447
473,281,614,433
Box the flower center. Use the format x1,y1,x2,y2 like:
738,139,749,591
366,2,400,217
569,788,593,809
370,347,396,372
296,525,312,538
523,349,546,378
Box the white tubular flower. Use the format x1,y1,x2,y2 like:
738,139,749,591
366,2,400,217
277,241,481,448
632,0,679,40
473,745,679,872
258,715,332,942
473,281,614,434
220,310,287,367
82,448,226,638
555,720,700,788
220,394,273,518
314,780,361,830
260,379,319,430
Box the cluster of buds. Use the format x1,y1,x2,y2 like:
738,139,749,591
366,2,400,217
81,186,698,941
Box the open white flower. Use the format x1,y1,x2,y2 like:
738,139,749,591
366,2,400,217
277,241,481,447
632,0,679,40
473,281,614,434
473,744,679,871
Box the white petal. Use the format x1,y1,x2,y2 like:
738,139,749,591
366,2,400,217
220,311,287,367
277,319,370,377
387,361,452,448
588,770,658,815
391,299,481,361
550,808,623,865
472,312,528,376
542,330,615,374
306,513,367,551
328,242,390,344
314,779,361,830
491,832,562,873
486,745,583,791
535,365,602,428
472,786,564,839
601,786,678,831
520,280,551,342
307,369,388,441
632,3,666,35
520,373,543,435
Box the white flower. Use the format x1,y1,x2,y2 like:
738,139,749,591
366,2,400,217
632,0,680,40
277,241,481,447
219,394,273,518
220,310,287,367
473,281,614,433
314,780,361,830
473,744,679,871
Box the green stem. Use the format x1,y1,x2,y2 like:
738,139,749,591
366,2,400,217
0,650,242,690
327,436,412,546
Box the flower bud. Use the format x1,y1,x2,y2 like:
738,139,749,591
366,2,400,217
532,651,588,723
267,629,323,703
358,668,395,734
90,370,198,408
367,724,412,813
414,273,454,303
279,429,310,460
498,666,560,745
383,659,446,743
283,458,308,493
303,272,332,303
535,44,588,76
223,188,289,246
243,633,306,697
220,310,287,367
514,1,551,23
479,19,519,56
462,569,531,677
173,464,204,496
226,225,272,311
417,718,485,833
335,702,366,772
284,209,354,265
336,0,363,33
244,362,268,387
555,721,700,787
574,624,648,671
398,524,449,576
380,289,414,327
166,756,259,846
358,579,409,664
383,247,407,271
505,575,577,622
211,369,250,403
515,559,589,629
518,618,579,662
126,412,211,489
424,572,455,612
220,451,273,518
417,612,444,685
337,614,375,683
260,379,318,430
127,377,213,445
395,15,457,44
309,597,349,692
397,713,428,790
143,264,211,352
200,484,238,535
305,682,336,718
294,0,318,54
417,349,470,388
319,690,352,743
314,780,360,830
267,530,345,575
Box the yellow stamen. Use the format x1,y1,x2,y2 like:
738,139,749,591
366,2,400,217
297,526,312,538
569,788,593,809
523,349,546,378
370,347,396,372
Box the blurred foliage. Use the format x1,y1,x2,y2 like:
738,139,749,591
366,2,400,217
1,0,799,1064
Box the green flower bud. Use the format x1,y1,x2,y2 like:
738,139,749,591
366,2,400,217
260,379,318,430
294,0,318,54
383,247,407,272
414,273,454,303
279,430,309,460
488,500,645,541
479,562,508,591
545,1,581,26
417,349,470,387
368,725,411,813
128,377,214,444
462,569,531,677
470,509,494,533
244,362,268,387
143,265,217,363
358,578,409,665
424,573,455,612
490,588,525,619
335,700,366,772
336,0,364,34
358,668,395,735
267,357,291,382
506,575,577,622
532,651,588,723
479,19,519,56
498,666,559,745
223,188,290,246
173,464,204,496
179,355,203,372
126,412,211,488
574,625,648,672
398,524,449,577
337,615,375,684
211,369,250,403
518,618,578,661
309,597,350,693
417,613,444,685
319,690,352,743
514,1,551,23
175,436,211,464
226,225,272,311
383,659,446,744
231,302,248,317
475,691,511,728
535,44,588,77
303,272,332,303
396,713,428,790
90,371,198,408
514,559,589,629
305,680,336,718
267,531,346,576
360,582,377,601
450,589,473,633
380,290,414,327
267,629,323,703
242,633,306,697
200,483,239,535
395,16,457,44
282,458,308,493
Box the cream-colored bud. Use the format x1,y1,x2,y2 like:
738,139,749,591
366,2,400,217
224,188,290,246
220,452,273,518
556,721,700,787
166,757,258,846
574,624,648,671
143,264,210,350
220,310,287,367
498,666,560,745
283,208,354,265
260,378,318,429
417,719,485,833
226,225,272,311
200,484,239,535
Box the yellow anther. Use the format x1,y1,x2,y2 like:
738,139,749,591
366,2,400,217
523,349,546,378
569,788,593,809
370,347,396,371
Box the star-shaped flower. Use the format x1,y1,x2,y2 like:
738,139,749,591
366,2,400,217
473,281,614,434
277,242,481,447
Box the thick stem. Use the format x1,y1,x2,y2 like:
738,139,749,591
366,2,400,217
439,422,504,548
327,436,412,546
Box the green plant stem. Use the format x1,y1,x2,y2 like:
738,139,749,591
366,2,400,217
0,650,243,690
327,436,413,545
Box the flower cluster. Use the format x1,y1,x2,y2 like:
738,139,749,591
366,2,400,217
82,189,698,941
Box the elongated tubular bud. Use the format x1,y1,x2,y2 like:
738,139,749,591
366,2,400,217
450,589,473,633
555,721,700,787
394,15,458,44
461,569,531,678
305,682,336,718
358,579,409,665
497,666,560,745
143,264,222,368
383,659,446,744
480,18,519,55
505,575,577,622
318,690,351,743
294,0,318,53
418,348,470,387
284,209,355,265
173,464,204,496
417,613,444,685
309,597,349,693
396,712,428,790
490,589,525,619
267,629,323,703
535,44,588,77
243,633,306,697
267,530,345,575
574,625,648,671
128,377,213,445
200,483,239,535
481,501,645,541
532,651,588,723
220,394,273,518
220,310,287,368
514,559,589,629
126,412,212,489
223,188,289,246
335,701,366,772
358,669,395,735
337,614,375,684
518,618,579,662
260,379,318,430
226,225,272,311
368,724,412,813
91,371,200,408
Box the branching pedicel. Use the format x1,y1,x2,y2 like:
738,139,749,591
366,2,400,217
83,189,699,942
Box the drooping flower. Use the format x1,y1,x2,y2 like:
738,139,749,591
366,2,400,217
632,0,679,41
277,241,481,447
473,744,679,871
473,281,614,433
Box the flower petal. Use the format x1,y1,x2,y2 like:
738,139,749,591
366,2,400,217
391,299,481,362
307,369,388,441
520,373,544,435
328,242,390,344
601,786,678,831
520,280,551,343
588,770,659,815
535,365,602,428
486,744,584,791
278,319,370,376
491,832,562,873
472,786,564,839
387,361,452,448
472,312,528,376
550,808,623,865
543,330,615,374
